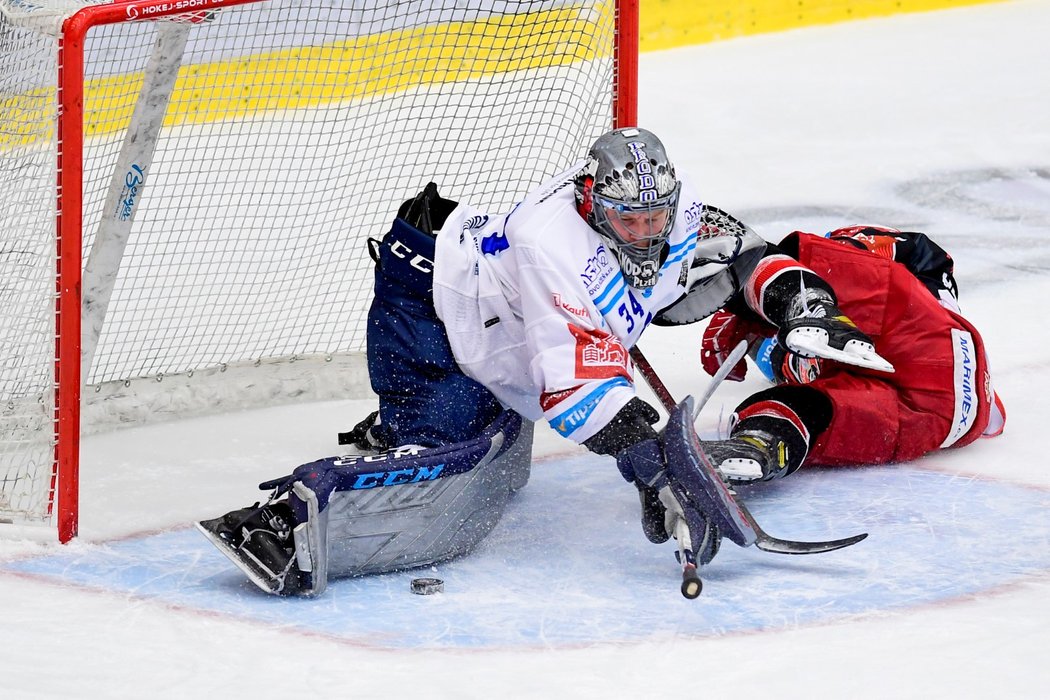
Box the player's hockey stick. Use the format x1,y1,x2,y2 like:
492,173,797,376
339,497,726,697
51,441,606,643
674,519,703,599
630,341,743,427
693,339,750,420
628,345,677,411
629,340,748,425
629,343,731,595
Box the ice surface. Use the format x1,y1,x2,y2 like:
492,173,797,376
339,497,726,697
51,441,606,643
2,1,1050,697
7,462,1050,651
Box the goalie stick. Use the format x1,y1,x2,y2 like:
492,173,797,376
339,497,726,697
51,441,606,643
629,345,868,597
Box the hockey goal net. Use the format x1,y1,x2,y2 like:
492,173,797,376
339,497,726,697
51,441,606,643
0,0,636,542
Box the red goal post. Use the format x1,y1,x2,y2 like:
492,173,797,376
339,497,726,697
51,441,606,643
0,0,638,542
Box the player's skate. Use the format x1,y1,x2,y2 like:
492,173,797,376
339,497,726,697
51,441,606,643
780,297,894,373
196,502,303,596
702,428,795,484
662,396,866,554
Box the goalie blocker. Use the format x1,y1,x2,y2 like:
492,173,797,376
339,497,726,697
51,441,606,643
197,409,533,596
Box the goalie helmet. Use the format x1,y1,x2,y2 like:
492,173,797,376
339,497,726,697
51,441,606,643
575,127,681,289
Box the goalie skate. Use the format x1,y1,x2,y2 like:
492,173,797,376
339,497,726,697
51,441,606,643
198,409,533,597
196,505,302,596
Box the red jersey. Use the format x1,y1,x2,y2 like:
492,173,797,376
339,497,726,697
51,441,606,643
788,232,1003,466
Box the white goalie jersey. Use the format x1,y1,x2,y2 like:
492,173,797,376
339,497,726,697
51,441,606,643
433,163,759,444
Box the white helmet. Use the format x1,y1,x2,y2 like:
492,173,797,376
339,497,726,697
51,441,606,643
575,127,681,289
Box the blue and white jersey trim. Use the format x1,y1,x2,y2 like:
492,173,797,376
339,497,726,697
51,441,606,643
663,234,698,269
549,377,631,437
593,273,627,316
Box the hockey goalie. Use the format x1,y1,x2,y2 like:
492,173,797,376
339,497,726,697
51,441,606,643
199,128,1003,596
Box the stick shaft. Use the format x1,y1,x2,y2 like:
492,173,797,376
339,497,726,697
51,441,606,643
629,346,677,412
693,339,750,420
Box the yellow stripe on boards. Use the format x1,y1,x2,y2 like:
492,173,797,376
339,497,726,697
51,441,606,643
639,0,1006,52
3,5,613,148
118,7,612,133
0,0,1006,149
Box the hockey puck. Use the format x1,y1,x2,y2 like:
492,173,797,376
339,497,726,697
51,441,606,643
410,577,444,595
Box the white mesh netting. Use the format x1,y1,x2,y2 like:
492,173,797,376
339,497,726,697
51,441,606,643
0,0,619,532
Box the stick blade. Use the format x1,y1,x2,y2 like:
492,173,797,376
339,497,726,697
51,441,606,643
754,531,868,555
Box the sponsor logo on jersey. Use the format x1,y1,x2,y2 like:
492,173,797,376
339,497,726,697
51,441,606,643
676,260,689,287
552,293,588,318
682,200,705,233
941,328,978,448
568,324,630,380
618,254,658,285
580,244,615,292
549,377,630,437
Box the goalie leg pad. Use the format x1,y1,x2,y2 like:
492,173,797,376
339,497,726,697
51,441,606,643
289,481,328,597
286,410,533,590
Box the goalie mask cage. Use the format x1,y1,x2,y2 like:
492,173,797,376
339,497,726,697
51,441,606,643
0,0,637,542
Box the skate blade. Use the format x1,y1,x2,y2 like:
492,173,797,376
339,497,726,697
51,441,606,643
195,521,286,596
787,333,895,373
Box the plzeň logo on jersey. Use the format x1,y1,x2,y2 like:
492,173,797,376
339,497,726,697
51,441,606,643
580,244,613,292
568,324,629,380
